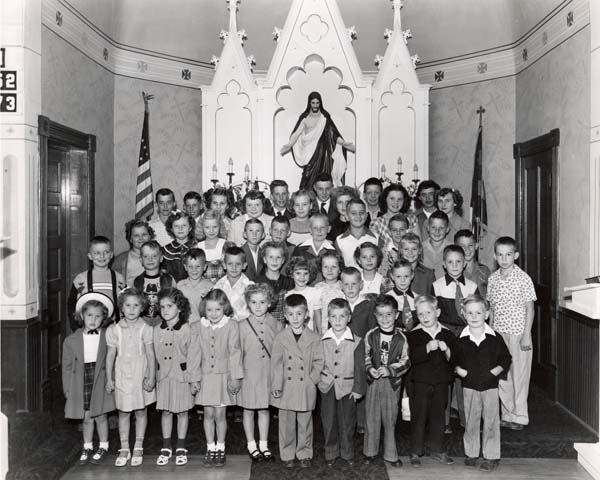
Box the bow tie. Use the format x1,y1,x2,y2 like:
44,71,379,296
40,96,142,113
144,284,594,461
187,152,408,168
86,329,99,335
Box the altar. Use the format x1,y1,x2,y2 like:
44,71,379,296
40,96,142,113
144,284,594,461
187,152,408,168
200,0,430,190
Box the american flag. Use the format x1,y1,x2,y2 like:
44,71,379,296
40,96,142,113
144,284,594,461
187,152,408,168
470,123,487,243
135,94,153,220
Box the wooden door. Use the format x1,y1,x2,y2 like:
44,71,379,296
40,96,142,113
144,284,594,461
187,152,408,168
514,129,559,399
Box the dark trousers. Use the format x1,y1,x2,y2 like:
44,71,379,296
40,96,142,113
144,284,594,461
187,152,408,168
409,381,449,456
320,389,356,461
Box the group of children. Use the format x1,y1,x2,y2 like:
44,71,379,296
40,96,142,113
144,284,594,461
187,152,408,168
63,174,536,473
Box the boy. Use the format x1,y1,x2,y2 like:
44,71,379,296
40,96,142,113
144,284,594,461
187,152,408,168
271,294,325,468
379,214,409,279
319,298,367,467
455,295,512,472
398,233,435,296
363,295,410,467
149,188,177,246
487,237,536,431
255,241,295,323
415,180,440,240
293,213,336,284
313,173,336,223
363,177,383,227
133,240,175,326
213,246,254,321
228,191,273,247
177,248,214,323
268,179,293,218
335,199,378,269
183,191,204,224
267,215,296,257
386,259,418,332
407,295,456,467
422,211,452,279
67,236,126,330
241,218,265,281
455,229,492,297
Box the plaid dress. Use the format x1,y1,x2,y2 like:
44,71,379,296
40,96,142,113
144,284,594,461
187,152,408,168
83,362,96,410
198,238,232,283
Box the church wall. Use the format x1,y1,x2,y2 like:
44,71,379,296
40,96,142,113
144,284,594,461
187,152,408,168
113,78,202,255
515,26,591,298
41,27,115,239
429,77,517,268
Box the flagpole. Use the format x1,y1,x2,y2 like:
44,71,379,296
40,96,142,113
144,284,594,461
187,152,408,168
476,106,485,252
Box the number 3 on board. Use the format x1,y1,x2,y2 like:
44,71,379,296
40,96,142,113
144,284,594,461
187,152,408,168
0,94,17,112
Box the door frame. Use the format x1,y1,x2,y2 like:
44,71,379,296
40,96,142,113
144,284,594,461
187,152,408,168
513,128,560,398
38,115,96,409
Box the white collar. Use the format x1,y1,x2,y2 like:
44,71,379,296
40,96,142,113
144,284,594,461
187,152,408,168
347,294,365,309
201,316,230,329
460,323,496,343
299,238,334,252
412,322,445,339
322,327,354,342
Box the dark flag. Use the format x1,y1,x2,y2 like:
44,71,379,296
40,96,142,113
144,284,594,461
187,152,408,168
470,124,487,243
135,94,153,220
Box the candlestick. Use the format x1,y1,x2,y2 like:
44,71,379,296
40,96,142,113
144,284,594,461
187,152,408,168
228,157,234,174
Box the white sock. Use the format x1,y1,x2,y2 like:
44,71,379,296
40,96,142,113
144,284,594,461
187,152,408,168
247,440,257,453
216,442,225,451
83,442,93,450
259,440,268,452
99,441,109,450
208,443,217,452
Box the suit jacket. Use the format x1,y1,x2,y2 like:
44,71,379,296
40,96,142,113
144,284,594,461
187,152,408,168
62,329,115,419
364,326,410,390
242,242,264,281
270,327,324,411
319,330,367,399
268,207,294,220
350,297,378,339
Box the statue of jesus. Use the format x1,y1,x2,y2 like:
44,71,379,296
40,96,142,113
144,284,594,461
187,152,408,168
280,91,355,189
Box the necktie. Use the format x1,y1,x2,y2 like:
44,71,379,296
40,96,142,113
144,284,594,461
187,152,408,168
402,294,414,331
86,329,99,335
321,202,327,215
455,281,464,322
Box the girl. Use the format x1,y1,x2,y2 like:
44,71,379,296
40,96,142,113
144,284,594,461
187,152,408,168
162,211,196,282
354,241,384,294
398,232,435,296
196,188,234,241
113,219,155,286
284,256,322,333
288,190,317,245
327,186,359,241
194,289,243,467
436,187,471,240
238,284,282,462
379,214,410,278
154,288,200,467
369,183,410,249
313,250,345,334
62,292,115,465
106,288,156,467
197,209,234,283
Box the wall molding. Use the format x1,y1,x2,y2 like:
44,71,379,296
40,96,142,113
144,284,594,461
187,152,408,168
41,0,589,90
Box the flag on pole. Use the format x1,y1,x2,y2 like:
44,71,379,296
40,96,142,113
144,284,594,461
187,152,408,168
470,122,487,243
135,94,153,220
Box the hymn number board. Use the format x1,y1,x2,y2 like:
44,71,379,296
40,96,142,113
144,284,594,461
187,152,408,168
0,48,18,113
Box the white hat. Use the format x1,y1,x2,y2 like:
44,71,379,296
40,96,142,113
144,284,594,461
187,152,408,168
75,292,114,318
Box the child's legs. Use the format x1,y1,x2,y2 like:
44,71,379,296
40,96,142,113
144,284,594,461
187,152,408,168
161,411,174,441
338,394,357,461
242,409,256,443
176,411,189,441
204,407,216,445
295,411,313,460
320,389,340,460
257,410,270,443
481,389,501,460
94,414,109,443
409,382,432,456
118,411,131,449
134,408,148,448
381,383,401,462
82,410,94,445
454,378,465,426
215,406,227,445
356,396,366,430
427,383,449,454
363,382,382,457
277,409,297,462
462,388,483,458
499,332,532,425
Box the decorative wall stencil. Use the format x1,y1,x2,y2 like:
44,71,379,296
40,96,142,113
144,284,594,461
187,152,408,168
567,11,574,27
102,48,108,61
384,28,394,44
522,48,528,61
181,68,191,80
219,30,230,43
402,29,412,44
137,60,148,72
477,62,487,74
55,11,62,26
300,14,329,43
434,71,444,82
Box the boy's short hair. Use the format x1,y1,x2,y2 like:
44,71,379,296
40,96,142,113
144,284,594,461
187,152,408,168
90,235,112,250
461,293,489,311
320,250,345,270
379,184,409,213
224,245,245,261
346,198,366,211
165,210,195,240
183,247,206,264
140,240,161,253
244,217,264,231
375,294,399,311
124,219,155,245
271,214,291,228
244,282,276,304
243,190,266,208
314,173,333,185
327,297,352,317
353,241,383,268
428,210,449,225
414,294,438,310
363,177,383,192
199,288,234,317
340,266,362,281
436,187,464,215
400,232,422,248
309,212,329,225
416,179,440,196
117,287,149,312
261,240,287,261
390,258,413,274
284,293,308,311
454,229,475,243
155,188,175,202
269,179,288,192
494,236,517,252
388,213,409,228
183,191,203,203
443,244,465,260
158,287,191,323
285,256,318,282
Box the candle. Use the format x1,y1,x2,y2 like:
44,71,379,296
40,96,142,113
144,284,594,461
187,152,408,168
397,156,402,173
244,164,250,180
413,163,418,179
381,164,386,177
228,157,234,174
212,163,218,179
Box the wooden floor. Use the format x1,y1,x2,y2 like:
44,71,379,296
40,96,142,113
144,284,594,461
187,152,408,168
61,454,251,480
386,458,593,480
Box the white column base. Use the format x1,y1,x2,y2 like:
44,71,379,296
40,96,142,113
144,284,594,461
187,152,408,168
575,442,600,480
